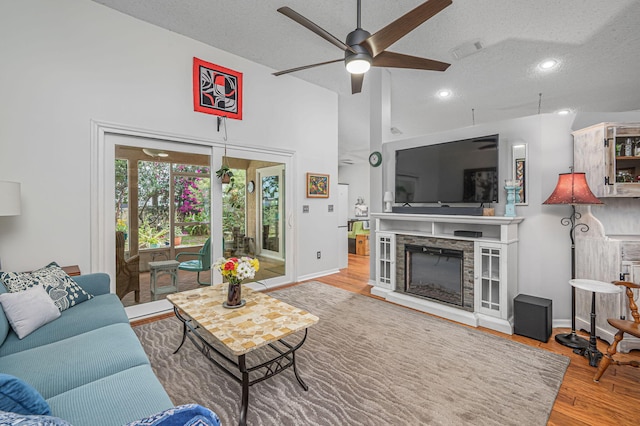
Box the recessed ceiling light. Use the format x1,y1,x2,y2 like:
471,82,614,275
437,89,451,98
538,59,558,70
556,109,571,115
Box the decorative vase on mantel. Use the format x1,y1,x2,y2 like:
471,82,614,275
223,279,245,309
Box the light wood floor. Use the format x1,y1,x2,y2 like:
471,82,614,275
133,253,640,425
312,254,640,426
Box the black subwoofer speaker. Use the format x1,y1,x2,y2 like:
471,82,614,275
514,294,552,342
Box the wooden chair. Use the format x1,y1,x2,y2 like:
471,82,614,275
593,281,640,382
115,231,140,302
176,237,211,285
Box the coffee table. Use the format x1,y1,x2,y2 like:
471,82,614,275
166,284,319,426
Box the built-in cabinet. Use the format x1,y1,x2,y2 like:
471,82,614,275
375,232,395,290
371,213,522,334
476,243,504,317
574,122,640,197
573,122,640,353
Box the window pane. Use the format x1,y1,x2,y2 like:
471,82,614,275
173,164,210,174
115,159,129,251
138,161,170,249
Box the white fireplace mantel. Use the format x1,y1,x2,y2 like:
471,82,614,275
371,213,523,334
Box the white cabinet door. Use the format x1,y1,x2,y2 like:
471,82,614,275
375,232,395,290
475,242,504,318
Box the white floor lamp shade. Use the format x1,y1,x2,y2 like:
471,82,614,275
0,181,21,216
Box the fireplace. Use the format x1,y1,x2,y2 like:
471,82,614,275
404,244,464,307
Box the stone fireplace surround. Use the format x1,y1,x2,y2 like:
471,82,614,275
371,213,523,334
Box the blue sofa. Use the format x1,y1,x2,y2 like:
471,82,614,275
0,272,218,426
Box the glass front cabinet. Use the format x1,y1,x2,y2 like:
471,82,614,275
475,243,505,318
375,232,395,290
573,122,640,197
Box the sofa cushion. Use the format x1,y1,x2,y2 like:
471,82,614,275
70,273,110,297
0,374,50,416
0,262,93,312
0,323,151,399
47,365,174,426
0,410,71,425
125,404,221,426
0,293,129,357
0,286,61,339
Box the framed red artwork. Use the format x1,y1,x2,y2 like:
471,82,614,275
193,57,243,120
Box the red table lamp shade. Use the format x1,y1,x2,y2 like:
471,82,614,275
543,172,603,205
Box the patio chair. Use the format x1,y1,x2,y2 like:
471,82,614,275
115,231,140,302
176,237,212,285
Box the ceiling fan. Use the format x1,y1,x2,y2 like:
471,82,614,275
273,0,452,94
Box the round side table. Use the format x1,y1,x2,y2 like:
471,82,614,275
569,279,622,367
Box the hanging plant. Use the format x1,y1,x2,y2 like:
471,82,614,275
216,165,234,184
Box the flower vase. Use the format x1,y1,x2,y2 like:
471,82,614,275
223,281,245,309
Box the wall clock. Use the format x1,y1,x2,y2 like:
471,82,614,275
247,180,255,193
369,151,382,167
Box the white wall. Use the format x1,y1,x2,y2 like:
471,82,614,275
0,0,338,280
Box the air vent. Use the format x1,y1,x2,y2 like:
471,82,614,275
450,40,483,60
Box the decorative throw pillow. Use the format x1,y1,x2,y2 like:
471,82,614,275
0,262,93,311
0,374,51,416
124,404,221,426
0,410,71,426
0,286,61,339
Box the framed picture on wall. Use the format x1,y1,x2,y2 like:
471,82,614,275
306,173,329,198
193,57,243,120
515,158,526,203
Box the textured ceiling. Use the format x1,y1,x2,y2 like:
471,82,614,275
91,0,640,163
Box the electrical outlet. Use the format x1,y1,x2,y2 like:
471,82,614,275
317,251,321,259
328,204,334,212
303,205,309,213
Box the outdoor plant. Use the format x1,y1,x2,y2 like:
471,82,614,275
215,165,234,183
116,219,128,233
138,223,168,248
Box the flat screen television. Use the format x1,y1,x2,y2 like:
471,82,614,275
395,134,499,204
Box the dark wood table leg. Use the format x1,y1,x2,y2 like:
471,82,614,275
238,354,249,426
172,307,188,354
583,291,603,367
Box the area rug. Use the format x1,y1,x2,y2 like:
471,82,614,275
133,281,569,425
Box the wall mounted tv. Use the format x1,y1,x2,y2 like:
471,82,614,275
395,134,499,204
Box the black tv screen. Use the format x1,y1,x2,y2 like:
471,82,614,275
395,134,499,204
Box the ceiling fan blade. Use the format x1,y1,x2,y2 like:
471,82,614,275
278,7,357,54
363,0,452,57
372,51,450,71
273,58,344,76
351,73,364,94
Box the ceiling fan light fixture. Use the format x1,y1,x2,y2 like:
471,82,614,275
142,148,169,158
345,55,371,74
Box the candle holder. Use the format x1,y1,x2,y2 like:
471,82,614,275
504,181,518,217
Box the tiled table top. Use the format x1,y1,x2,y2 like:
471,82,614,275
166,284,319,356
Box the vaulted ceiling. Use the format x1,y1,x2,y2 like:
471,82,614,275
92,0,640,163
